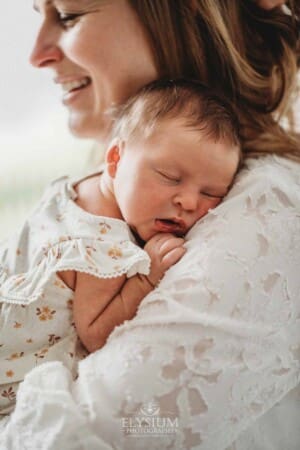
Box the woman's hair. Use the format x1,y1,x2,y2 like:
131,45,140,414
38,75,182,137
111,79,241,151
128,0,300,161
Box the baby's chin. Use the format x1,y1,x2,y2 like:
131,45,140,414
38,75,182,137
129,227,147,246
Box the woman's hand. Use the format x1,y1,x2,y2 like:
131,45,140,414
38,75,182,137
255,0,286,9
144,233,186,287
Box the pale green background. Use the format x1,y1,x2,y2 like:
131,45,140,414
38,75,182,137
0,1,93,240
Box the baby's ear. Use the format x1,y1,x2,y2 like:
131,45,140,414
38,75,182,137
105,142,121,178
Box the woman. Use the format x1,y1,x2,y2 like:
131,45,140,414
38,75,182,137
1,0,299,449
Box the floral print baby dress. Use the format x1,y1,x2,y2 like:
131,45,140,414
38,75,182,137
0,174,150,414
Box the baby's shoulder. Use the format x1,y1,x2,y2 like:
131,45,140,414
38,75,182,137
73,175,104,216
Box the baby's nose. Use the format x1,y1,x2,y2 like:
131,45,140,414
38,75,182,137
174,191,199,212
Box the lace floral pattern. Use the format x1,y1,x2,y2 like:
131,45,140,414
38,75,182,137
0,156,299,449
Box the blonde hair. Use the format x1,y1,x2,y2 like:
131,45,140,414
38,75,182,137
128,0,300,160
111,79,241,149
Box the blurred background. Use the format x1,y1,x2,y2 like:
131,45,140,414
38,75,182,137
0,1,93,239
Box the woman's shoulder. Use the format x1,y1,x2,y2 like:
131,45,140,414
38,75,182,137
230,155,300,207
243,154,300,184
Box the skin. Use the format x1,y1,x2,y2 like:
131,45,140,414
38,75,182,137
30,0,286,142
31,0,266,351
31,0,158,141
255,0,286,9
76,118,240,243
67,119,240,351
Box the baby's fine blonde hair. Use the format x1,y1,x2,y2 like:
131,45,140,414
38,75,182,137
110,79,241,153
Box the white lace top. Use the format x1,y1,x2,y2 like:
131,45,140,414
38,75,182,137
0,175,150,414
0,155,299,450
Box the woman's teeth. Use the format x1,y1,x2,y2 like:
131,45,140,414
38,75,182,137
62,78,90,93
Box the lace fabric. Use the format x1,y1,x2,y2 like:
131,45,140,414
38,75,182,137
0,155,299,449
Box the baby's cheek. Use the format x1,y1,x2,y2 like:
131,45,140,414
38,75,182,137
198,198,222,219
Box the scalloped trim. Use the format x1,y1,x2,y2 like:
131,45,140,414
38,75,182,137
0,255,151,305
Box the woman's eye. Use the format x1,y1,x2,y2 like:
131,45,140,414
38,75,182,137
58,13,82,28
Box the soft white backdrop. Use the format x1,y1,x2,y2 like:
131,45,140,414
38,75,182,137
0,1,92,239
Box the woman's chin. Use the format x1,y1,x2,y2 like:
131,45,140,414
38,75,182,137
68,114,111,143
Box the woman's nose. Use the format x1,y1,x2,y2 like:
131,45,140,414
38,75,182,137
30,25,63,68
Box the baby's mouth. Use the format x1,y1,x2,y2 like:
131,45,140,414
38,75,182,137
154,218,186,236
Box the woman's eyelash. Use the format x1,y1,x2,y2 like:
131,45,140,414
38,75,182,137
58,13,82,27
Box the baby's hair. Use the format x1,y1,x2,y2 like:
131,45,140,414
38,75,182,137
110,78,241,151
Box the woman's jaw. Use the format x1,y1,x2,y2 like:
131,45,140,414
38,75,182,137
30,0,159,143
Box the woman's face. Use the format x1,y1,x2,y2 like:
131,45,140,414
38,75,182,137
30,0,158,141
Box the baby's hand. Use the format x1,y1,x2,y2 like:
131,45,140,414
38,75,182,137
143,233,186,287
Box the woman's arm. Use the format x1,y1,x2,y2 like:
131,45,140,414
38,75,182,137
74,233,186,352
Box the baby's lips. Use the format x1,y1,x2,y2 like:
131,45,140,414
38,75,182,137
154,218,186,235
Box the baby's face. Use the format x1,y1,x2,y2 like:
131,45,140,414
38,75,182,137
112,118,240,242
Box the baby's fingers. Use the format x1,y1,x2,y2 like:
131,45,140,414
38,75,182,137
159,237,185,257
161,246,186,269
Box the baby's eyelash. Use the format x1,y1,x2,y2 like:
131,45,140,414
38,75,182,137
158,171,180,183
201,191,224,199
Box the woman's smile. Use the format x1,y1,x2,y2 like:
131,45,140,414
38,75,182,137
30,0,158,141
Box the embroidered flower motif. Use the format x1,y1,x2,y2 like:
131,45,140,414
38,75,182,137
13,322,22,329
34,348,49,359
48,334,61,346
26,339,33,344
42,242,52,257
1,387,16,401
67,299,73,310
14,276,26,287
6,370,14,378
54,279,66,289
56,213,65,222
99,222,111,234
6,352,24,361
85,245,97,256
36,306,56,321
58,236,72,243
108,245,123,260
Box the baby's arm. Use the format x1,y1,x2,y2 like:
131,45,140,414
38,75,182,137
73,233,186,352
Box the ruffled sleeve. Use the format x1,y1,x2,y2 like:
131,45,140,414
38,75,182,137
0,236,150,305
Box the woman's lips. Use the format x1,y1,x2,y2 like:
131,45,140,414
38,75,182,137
62,82,91,105
154,218,186,235
58,77,92,105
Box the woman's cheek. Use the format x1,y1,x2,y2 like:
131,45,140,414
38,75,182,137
60,25,96,66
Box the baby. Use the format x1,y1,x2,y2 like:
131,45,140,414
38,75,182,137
0,79,241,414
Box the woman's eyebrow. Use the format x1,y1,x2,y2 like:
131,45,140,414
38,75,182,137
33,1,52,13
